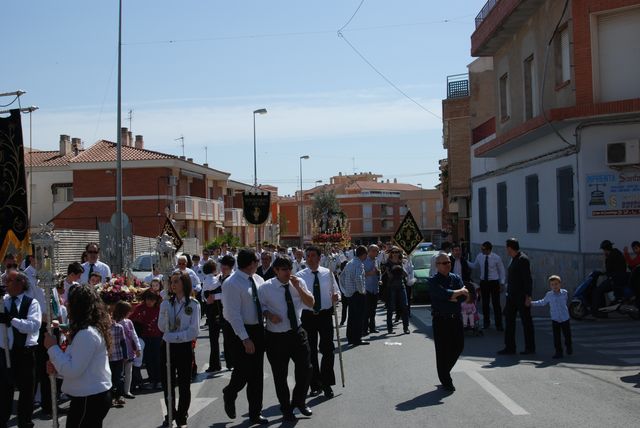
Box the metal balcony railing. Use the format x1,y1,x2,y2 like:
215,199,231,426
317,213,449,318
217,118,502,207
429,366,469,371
446,74,469,99
475,0,498,28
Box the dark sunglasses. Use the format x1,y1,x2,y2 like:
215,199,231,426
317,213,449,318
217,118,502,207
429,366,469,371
437,261,451,265
86,250,99,254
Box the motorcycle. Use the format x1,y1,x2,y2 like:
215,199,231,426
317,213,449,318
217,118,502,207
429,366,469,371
570,271,639,320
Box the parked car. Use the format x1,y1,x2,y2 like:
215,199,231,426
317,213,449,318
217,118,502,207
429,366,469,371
130,252,159,281
416,242,435,252
410,250,439,302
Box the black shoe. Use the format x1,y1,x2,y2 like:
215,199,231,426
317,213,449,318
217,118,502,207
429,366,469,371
404,328,410,334
552,353,563,359
369,328,379,333
351,341,370,346
296,405,313,416
283,412,296,422
520,349,535,355
497,348,516,355
308,388,321,397
323,386,334,398
223,394,236,419
387,328,394,334
441,383,456,392
124,393,136,399
250,415,269,425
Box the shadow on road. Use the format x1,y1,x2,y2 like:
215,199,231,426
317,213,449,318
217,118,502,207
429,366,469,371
620,372,640,388
395,387,451,411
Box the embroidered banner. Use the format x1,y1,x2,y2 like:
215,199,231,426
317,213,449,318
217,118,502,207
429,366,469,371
242,192,271,225
0,109,30,261
393,210,423,255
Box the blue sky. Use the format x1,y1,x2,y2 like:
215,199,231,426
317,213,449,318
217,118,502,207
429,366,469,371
3,0,487,195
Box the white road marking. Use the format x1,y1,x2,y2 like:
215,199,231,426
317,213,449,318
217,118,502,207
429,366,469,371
159,362,217,423
464,370,529,416
453,359,529,416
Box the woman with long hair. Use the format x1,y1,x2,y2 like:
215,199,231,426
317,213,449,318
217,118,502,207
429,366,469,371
158,271,201,427
44,285,113,427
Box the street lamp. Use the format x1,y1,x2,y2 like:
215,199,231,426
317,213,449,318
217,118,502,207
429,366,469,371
253,108,267,249
253,108,267,188
299,155,310,247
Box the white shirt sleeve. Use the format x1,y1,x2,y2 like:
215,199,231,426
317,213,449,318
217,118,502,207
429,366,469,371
48,328,101,379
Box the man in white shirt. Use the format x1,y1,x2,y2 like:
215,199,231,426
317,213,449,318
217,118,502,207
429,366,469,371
221,249,268,425
472,241,506,330
259,257,314,422
292,249,307,273
175,256,201,294
80,242,112,285
297,246,340,399
0,270,42,428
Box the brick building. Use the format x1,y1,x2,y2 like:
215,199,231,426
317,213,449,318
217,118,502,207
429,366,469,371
27,130,258,246
279,172,442,247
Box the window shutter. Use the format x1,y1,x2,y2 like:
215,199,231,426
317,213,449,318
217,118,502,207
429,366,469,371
526,175,539,233
497,182,508,232
478,187,487,232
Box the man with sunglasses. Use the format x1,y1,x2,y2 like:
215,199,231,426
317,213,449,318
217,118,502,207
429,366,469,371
79,242,112,285
471,241,505,330
427,253,468,392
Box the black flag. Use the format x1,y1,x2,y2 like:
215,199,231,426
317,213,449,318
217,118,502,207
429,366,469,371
393,211,423,255
161,216,183,252
0,109,29,261
242,191,271,225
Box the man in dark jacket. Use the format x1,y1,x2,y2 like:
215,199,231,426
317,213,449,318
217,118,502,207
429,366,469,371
498,238,535,355
592,240,628,318
427,254,468,392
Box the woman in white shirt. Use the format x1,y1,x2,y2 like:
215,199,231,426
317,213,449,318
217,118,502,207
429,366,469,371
44,285,113,428
158,271,201,427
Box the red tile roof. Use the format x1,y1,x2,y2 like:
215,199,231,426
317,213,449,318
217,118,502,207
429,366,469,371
70,140,175,163
25,149,82,167
346,181,421,192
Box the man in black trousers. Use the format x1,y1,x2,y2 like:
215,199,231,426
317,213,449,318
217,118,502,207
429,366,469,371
0,269,42,428
498,238,536,355
221,249,268,425
297,246,341,398
259,257,314,421
427,254,468,392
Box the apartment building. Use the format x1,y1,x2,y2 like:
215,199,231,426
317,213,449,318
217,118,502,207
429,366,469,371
468,0,640,291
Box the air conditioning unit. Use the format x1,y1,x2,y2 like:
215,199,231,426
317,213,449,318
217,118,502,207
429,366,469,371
606,139,640,166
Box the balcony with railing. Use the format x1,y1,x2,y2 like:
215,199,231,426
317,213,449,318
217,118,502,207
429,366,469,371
225,208,246,227
175,196,224,223
471,0,546,57
447,74,470,99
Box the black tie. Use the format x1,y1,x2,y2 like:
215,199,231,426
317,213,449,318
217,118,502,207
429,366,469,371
249,276,262,318
312,272,322,313
10,296,26,349
283,283,298,330
484,255,489,282
89,263,95,279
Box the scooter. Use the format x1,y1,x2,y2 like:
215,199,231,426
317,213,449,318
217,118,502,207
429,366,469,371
569,271,639,320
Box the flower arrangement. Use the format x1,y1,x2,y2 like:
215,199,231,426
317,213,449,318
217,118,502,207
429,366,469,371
97,275,143,304
312,232,345,243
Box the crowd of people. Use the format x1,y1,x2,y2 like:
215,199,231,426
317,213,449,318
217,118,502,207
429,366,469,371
2,236,638,427
0,240,415,428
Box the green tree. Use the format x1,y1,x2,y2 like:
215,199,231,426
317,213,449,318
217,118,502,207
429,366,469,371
204,231,241,249
312,189,340,223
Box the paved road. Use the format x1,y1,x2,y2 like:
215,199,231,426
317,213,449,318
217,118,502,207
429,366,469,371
22,304,640,427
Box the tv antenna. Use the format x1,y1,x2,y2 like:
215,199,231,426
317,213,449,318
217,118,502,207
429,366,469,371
175,135,185,157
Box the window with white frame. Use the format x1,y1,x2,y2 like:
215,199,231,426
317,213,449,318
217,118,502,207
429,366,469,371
594,7,640,102
53,186,73,202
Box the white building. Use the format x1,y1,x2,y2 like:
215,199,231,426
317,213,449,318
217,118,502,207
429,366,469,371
468,0,640,292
